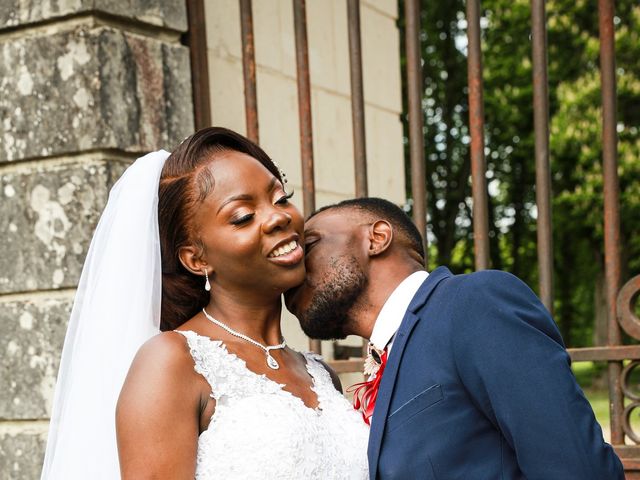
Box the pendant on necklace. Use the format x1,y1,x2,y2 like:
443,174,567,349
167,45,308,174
266,353,280,370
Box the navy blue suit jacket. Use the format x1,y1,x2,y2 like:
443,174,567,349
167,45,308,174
368,267,623,479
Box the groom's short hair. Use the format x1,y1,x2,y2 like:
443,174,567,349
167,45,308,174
309,197,425,260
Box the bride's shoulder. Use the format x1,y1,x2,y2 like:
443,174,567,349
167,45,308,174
118,331,203,413
116,331,204,462
127,331,197,379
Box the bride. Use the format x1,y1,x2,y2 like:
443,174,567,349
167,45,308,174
41,127,369,479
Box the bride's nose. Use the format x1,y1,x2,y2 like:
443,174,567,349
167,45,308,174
262,210,292,234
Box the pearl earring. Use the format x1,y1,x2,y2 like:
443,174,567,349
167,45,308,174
204,269,211,292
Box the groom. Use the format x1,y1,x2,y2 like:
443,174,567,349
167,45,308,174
285,197,623,479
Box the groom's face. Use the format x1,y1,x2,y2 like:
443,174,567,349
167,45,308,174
284,208,368,339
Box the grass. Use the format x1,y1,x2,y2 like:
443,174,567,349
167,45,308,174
585,389,612,430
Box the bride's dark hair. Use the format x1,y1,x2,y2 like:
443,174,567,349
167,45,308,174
158,127,283,331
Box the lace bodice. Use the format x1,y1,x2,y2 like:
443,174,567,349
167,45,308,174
177,330,369,479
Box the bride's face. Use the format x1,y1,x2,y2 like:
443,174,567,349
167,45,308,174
190,150,305,297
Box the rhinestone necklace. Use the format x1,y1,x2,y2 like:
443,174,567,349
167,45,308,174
202,308,286,370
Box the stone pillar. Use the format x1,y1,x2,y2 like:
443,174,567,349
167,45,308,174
0,3,194,478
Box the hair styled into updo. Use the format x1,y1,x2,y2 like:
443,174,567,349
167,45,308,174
158,127,283,331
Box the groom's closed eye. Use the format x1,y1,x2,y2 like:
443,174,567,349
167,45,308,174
304,238,319,255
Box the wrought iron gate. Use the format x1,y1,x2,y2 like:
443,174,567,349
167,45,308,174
185,0,640,475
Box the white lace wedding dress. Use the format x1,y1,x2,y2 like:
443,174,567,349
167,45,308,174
178,330,370,479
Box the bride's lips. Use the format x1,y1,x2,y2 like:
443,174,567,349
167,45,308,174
267,237,304,266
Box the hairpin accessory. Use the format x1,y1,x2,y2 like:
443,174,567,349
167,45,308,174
272,161,288,187
204,269,211,292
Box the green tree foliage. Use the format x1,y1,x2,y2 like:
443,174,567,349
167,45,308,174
400,1,474,269
400,0,640,346
549,2,640,345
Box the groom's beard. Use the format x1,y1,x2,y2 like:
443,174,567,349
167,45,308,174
298,255,367,340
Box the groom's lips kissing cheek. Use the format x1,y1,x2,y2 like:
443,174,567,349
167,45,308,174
285,213,335,318
283,239,317,317
284,208,365,342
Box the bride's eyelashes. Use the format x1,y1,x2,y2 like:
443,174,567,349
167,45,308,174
229,192,294,226
230,212,254,225
276,191,294,205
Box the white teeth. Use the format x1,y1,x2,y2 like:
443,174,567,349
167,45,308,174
270,241,298,258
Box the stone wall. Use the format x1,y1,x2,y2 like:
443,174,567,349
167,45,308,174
0,2,194,477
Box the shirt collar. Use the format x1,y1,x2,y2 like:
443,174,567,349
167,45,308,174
369,270,429,351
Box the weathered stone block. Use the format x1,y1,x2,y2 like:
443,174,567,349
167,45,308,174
0,158,127,293
0,0,188,32
0,294,72,419
0,427,47,479
0,26,194,162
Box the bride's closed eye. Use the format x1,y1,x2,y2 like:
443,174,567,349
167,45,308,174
230,191,293,226
230,212,254,225
275,191,294,205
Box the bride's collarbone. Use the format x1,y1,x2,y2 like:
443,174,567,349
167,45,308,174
226,344,320,408
229,343,307,380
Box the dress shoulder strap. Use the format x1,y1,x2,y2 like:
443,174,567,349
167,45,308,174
176,330,283,400
301,352,342,398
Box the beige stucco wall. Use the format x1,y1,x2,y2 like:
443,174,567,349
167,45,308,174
204,0,405,358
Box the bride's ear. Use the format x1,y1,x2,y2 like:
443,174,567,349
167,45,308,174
178,244,211,276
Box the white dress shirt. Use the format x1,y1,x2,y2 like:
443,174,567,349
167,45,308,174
369,270,429,356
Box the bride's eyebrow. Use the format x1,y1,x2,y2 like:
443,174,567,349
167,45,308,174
217,178,280,213
217,194,252,213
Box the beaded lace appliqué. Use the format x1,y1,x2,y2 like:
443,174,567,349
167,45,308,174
177,330,369,480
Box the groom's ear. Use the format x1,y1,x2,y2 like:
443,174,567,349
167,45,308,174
367,220,393,257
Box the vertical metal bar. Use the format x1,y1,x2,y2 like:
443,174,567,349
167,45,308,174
240,0,259,143
598,0,623,445
346,0,370,358
531,0,554,312
465,0,490,271
347,0,368,198
292,0,320,354
405,0,428,267
293,0,315,218
185,0,212,130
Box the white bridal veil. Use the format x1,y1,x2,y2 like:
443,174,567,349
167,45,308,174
41,150,170,479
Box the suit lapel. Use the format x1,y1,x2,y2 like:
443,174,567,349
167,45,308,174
367,310,419,477
367,267,452,479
